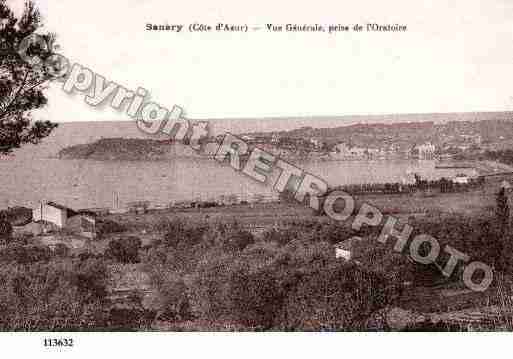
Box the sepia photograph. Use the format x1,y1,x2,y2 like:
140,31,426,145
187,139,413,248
1,0,513,356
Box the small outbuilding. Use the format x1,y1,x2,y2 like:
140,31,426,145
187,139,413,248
334,236,362,261
127,201,150,214
65,214,97,239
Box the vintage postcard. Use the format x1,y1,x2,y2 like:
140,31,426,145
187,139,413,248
0,0,512,356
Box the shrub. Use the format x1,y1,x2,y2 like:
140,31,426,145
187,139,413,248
278,262,391,330
223,230,254,252
96,219,125,238
163,222,206,249
187,238,398,330
0,219,13,243
0,258,109,330
263,227,299,246
1,207,32,226
225,263,284,329
0,244,52,264
105,236,142,263
149,273,192,322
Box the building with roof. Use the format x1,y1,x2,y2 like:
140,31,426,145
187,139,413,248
334,236,362,261
32,202,76,228
65,214,97,239
415,142,436,159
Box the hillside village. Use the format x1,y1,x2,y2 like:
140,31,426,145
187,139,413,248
239,118,513,160
57,117,513,163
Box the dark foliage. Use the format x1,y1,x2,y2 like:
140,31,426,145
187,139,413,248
95,219,125,238
0,206,32,226
496,188,510,235
0,258,109,330
105,236,142,264
0,218,13,243
0,243,51,264
0,0,58,155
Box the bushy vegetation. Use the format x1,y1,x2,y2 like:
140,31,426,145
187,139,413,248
140,202,513,330
0,257,109,330
142,220,398,330
105,236,142,264
0,218,13,244
95,219,126,238
0,244,52,264
1,199,510,331
0,207,32,226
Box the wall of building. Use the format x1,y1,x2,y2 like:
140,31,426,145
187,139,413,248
33,204,67,228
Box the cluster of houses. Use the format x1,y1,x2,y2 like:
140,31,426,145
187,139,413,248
16,201,97,239
330,143,380,159
237,134,323,158
438,133,482,153
414,142,436,159
209,126,492,162
329,141,438,160
231,132,442,160
241,132,483,161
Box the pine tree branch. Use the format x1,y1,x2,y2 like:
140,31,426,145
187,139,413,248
0,69,29,119
0,76,49,121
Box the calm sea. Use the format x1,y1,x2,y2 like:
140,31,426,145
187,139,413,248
0,122,476,210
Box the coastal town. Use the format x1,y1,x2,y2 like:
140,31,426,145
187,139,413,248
234,118,508,161
57,117,513,167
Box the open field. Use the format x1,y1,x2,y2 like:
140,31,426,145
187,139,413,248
103,173,513,231
105,202,323,231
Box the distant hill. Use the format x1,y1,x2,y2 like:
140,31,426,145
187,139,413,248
56,113,513,160
58,138,170,161
58,138,204,161
245,116,513,151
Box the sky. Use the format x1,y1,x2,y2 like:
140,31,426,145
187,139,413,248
6,0,513,131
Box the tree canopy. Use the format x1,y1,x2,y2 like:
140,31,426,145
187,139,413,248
0,0,58,155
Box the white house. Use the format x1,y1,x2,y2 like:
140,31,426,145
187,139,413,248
309,138,321,149
416,142,436,159
334,142,351,155
32,202,75,228
334,236,361,261
335,246,352,261
451,174,470,184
